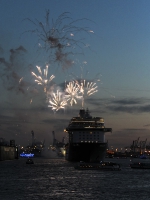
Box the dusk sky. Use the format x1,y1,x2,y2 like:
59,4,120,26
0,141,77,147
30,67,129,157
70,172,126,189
1,0,150,149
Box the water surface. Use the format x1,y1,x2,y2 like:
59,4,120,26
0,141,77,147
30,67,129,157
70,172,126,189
0,158,150,200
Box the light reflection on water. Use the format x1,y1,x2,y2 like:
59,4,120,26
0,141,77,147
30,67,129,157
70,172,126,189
0,158,150,200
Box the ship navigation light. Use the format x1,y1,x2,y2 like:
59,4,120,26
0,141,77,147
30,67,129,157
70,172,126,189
20,153,34,158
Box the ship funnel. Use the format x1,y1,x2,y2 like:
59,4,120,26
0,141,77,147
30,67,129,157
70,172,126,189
79,109,85,118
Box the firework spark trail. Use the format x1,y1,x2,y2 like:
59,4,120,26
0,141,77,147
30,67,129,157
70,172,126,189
86,82,98,96
74,80,98,107
31,65,55,93
19,77,23,84
64,81,82,106
76,80,98,96
24,10,94,69
48,90,67,111
68,63,99,107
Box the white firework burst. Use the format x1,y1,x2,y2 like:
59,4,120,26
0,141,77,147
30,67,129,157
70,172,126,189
48,90,67,111
75,79,98,107
31,65,55,92
77,80,98,96
64,81,82,106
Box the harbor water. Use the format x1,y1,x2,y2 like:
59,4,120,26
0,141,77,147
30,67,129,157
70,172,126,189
0,157,150,200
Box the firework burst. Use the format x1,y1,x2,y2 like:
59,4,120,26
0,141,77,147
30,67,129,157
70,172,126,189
74,79,98,107
24,10,94,69
77,80,98,96
64,81,82,106
48,90,67,111
31,65,55,93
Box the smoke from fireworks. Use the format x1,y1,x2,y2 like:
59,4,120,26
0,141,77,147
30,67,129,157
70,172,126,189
0,46,31,94
24,10,94,70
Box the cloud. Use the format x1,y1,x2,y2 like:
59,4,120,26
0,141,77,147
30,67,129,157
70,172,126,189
121,128,148,131
107,104,150,113
42,118,69,124
86,97,150,114
143,124,150,127
105,128,150,149
105,97,150,114
113,98,142,105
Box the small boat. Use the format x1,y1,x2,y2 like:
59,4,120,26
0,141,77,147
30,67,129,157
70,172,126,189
26,158,34,164
130,162,150,169
140,155,147,159
74,161,121,171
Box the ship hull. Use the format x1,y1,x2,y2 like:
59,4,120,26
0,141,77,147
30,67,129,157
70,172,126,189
0,146,18,161
65,142,107,163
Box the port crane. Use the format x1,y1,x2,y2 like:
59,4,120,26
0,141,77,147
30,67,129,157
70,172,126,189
125,137,140,151
139,138,147,153
125,137,147,154
131,137,140,152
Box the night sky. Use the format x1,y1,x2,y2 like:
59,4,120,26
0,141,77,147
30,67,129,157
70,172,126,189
1,0,150,149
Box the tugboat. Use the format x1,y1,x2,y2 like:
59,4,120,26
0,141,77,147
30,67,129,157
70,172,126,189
74,161,121,171
130,162,150,169
65,108,112,162
26,158,34,164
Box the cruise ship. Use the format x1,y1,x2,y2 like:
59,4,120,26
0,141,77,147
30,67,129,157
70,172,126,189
64,108,112,162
